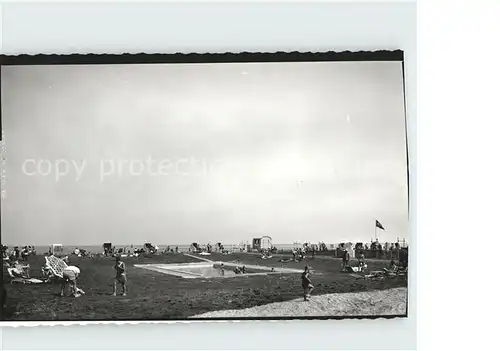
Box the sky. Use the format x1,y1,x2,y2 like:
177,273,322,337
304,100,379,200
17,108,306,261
1,61,408,246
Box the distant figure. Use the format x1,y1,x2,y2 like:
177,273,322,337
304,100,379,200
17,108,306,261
61,266,82,297
2,284,6,308
297,249,305,262
301,266,314,301
113,256,127,296
219,263,225,276
342,248,350,270
175,246,179,253
358,253,366,270
21,247,29,261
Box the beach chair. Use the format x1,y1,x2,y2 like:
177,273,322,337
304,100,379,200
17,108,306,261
7,263,30,278
7,267,27,282
6,266,43,284
45,255,68,279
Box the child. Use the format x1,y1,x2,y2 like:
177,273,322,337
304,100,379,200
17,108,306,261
61,265,81,297
301,266,314,301
113,256,127,296
41,263,52,282
358,253,366,271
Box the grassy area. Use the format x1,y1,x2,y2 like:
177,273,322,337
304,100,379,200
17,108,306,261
3,253,407,321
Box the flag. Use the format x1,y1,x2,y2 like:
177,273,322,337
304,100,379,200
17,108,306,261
375,220,385,230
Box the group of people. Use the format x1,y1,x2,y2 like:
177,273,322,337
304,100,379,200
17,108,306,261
233,265,246,274
2,245,37,263
163,246,179,254
58,255,128,298
292,248,306,261
340,246,371,272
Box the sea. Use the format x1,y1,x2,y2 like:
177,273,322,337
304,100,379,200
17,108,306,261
8,240,407,255
23,243,305,255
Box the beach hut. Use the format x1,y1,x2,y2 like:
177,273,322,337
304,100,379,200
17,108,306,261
50,244,64,257
260,236,272,250
102,243,112,256
252,236,272,251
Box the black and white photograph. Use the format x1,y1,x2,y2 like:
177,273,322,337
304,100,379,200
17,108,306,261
1,51,409,322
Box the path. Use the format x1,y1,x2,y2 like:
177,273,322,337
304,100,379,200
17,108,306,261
191,287,407,318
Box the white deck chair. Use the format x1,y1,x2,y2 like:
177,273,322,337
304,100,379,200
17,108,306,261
7,267,31,284
7,269,44,284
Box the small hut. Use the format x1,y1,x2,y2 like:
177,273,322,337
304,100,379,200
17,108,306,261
252,236,272,251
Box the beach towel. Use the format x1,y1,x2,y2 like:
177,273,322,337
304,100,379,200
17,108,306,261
10,278,44,284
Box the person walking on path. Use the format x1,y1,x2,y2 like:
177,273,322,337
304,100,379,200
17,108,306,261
301,265,314,301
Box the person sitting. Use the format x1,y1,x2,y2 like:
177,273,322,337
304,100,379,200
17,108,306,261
383,260,398,274
358,253,366,271
11,261,30,278
9,266,25,279
41,264,53,281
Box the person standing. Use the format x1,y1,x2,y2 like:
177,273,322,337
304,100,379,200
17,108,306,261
301,266,314,301
61,265,82,297
113,256,127,296
342,248,350,271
